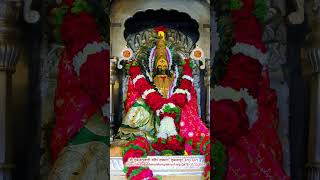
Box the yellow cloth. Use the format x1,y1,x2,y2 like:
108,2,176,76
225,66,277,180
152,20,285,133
116,98,155,141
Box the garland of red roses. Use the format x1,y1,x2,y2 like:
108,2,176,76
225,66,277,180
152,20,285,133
128,59,193,115
123,59,211,179
127,59,192,153
122,137,159,180
49,0,109,161
211,0,280,179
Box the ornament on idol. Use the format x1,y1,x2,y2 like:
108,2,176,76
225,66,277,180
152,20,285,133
117,47,133,69
190,46,205,69
121,47,133,60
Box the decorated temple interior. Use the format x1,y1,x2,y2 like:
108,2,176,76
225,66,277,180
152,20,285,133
0,0,319,180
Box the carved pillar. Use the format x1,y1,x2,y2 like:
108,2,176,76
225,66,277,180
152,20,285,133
0,1,21,179
110,56,118,142
305,1,320,178
205,59,210,126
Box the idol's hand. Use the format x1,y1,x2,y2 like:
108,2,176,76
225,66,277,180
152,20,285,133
156,116,178,139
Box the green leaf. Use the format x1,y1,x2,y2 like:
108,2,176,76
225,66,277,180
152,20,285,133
176,135,183,143
128,167,148,179
122,144,147,157
71,0,93,14
187,139,193,146
161,150,175,156
212,140,227,179
179,59,186,66
53,29,62,43
229,0,243,10
254,0,268,22
123,167,129,174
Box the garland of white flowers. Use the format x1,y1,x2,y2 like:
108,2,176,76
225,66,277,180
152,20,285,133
134,70,193,104
173,88,191,102
217,41,268,127
72,41,109,75
182,75,194,83
211,86,258,127
232,42,267,66
157,116,178,139
132,74,145,84
142,89,156,99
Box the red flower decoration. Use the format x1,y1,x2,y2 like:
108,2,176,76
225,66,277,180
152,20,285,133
211,99,249,145
166,136,184,152
200,136,210,154
144,93,167,112
152,138,166,152
126,167,139,178
179,80,193,91
131,168,154,180
123,149,145,164
171,93,188,107
136,80,154,94
60,12,101,56
64,0,74,6
220,54,262,98
154,26,166,33
152,136,184,153
126,137,151,153
128,65,141,77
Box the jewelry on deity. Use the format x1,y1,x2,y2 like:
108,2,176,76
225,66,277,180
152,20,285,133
120,47,134,60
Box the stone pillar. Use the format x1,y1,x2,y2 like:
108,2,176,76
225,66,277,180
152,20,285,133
110,56,118,142
305,1,320,179
305,49,320,179
0,1,21,179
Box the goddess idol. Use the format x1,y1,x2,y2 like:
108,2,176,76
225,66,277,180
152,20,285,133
113,25,211,179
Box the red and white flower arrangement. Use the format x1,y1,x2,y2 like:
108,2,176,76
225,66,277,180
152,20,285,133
50,0,110,162
123,57,211,179
211,0,288,179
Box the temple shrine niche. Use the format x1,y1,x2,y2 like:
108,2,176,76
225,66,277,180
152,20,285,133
109,5,211,179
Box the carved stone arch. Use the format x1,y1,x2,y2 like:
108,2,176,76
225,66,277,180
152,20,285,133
110,0,210,59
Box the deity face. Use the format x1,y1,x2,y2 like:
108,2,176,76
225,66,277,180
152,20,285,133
156,57,168,71
153,56,173,98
